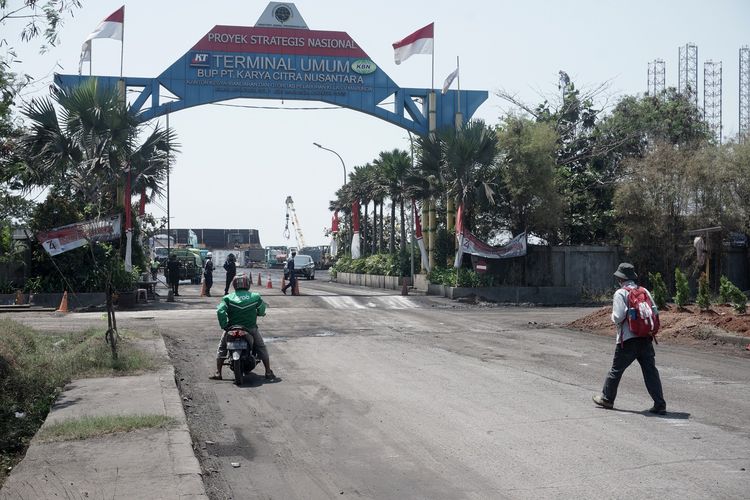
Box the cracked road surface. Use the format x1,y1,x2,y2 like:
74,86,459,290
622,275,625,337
28,271,748,499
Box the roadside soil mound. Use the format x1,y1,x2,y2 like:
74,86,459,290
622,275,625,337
570,304,750,352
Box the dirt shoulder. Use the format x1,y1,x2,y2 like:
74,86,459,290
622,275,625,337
569,303,750,355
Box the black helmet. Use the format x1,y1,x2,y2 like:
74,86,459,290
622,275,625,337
232,273,251,290
228,253,236,261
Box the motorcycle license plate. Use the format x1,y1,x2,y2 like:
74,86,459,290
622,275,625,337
226,341,247,350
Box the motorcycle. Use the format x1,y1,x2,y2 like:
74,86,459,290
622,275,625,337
222,326,259,386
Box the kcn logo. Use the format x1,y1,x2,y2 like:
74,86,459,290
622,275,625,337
190,53,210,67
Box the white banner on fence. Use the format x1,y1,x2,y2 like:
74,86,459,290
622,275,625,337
37,215,122,256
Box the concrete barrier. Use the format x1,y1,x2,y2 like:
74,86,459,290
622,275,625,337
27,292,107,309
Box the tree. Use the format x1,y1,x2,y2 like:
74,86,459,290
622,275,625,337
375,148,410,254
494,115,562,241
440,120,498,228
1,0,82,52
21,80,176,220
614,142,694,285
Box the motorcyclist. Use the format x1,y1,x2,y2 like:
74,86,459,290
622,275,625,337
210,273,276,381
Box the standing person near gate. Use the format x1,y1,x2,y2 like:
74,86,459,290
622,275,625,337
166,253,181,297
203,252,214,297
281,250,296,295
593,263,666,414
223,253,236,295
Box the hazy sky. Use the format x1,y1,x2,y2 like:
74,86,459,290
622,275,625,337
8,0,750,247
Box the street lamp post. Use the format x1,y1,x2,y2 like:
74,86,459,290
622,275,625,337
313,142,347,185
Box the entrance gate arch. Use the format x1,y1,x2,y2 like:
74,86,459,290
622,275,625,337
55,2,487,134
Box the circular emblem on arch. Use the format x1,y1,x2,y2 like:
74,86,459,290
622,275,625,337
352,60,377,75
273,5,292,23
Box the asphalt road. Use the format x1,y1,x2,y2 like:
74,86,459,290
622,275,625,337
13,270,750,499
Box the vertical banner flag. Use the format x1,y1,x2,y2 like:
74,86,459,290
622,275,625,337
351,200,361,259
124,164,133,272
392,23,434,65
453,203,465,268
413,200,430,273
79,6,124,73
330,211,339,257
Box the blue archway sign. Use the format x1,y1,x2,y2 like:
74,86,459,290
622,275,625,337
54,2,488,135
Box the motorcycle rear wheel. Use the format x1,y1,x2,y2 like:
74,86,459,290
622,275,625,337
233,358,244,386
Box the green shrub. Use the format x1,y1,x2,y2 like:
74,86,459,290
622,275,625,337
648,272,668,310
674,267,690,307
696,272,711,310
719,275,732,304
727,283,747,314
427,266,491,287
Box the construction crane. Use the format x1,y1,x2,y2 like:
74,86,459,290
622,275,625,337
284,196,306,249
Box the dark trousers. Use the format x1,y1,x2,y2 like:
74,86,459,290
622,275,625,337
225,273,235,295
602,337,665,406
204,275,213,295
170,279,179,296
282,272,296,292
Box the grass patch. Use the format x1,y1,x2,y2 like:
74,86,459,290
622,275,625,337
37,414,176,442
0,319,158,486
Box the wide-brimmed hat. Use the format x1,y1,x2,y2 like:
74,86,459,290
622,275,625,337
614,262,637,280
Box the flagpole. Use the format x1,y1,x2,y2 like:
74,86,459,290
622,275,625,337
89,43,92,76
431,25,435,90
119,8,124,78
457,56,461,110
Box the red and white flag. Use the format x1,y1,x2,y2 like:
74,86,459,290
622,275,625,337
79,6,124,74
454,203,464,268
351,200,361,259
413,200,430,272
392,23,434,65
330,211,339,257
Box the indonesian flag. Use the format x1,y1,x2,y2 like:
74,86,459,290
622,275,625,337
413,200,430,273
454,203,464,268
351,200,361,259
79,6,124,73
392,23,434,65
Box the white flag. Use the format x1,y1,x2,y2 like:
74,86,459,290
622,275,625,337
79,6,124,74
442,67,459,94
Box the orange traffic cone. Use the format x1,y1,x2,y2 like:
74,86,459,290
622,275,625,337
56,291,69,313
281,275,286,290
292,280,300,296
266,274,273,288
401,279,409,296
257,272,262,286
200,281,206,297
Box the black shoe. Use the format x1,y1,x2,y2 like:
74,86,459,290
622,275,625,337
265,370,276,380
648,405,667,415
281,288,287,295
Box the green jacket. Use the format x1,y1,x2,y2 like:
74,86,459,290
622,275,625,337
217,289,266,330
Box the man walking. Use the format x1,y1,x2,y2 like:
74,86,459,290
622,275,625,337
166,253,181,296
203,252,214,297
593,263,666,414
223,253,236,295
281,250,296,295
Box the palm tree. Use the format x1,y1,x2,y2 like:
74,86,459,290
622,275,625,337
21,79,175,216
440,120,498,231
375,149,411,254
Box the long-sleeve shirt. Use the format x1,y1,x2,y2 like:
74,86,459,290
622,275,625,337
217,289,266,330
611,280,655,344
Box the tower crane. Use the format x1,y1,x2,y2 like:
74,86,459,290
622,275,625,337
284,196,306,249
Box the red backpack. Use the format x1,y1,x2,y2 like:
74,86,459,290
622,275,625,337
624,286,660,339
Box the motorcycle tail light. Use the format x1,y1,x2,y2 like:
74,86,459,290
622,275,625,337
229,329,245,337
